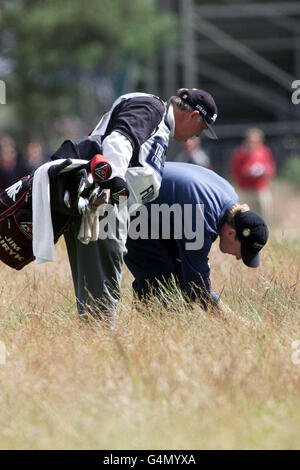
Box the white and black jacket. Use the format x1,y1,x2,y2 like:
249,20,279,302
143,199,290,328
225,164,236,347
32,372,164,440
52,92,175,208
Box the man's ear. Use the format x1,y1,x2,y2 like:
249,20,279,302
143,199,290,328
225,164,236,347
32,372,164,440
190,110,200,121
222,223,236,239
227,227,237,239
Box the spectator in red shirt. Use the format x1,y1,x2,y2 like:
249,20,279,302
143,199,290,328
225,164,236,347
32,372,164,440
230,128,276,219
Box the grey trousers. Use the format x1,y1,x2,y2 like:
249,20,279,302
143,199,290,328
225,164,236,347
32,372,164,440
64,204,128,321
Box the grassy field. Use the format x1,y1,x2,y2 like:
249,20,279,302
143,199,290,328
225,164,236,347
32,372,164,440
0,181,299,450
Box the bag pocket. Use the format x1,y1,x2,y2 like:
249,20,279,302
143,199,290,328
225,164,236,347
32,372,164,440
0,212,34,270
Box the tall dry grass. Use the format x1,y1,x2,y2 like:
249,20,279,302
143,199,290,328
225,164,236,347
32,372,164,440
0,181,299,449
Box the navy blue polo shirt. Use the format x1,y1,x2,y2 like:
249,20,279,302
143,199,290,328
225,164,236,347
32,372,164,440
125,162,238,306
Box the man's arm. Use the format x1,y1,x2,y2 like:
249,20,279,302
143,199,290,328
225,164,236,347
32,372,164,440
176,243,219,309
176,237,236,317
101,96,165,180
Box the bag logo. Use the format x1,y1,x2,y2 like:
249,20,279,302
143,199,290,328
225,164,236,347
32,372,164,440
20,222,33,239
5,180,22,202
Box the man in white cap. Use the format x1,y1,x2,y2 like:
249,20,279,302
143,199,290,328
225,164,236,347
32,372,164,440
50,88,219,322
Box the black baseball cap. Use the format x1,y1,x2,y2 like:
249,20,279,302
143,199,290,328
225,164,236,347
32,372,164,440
234,211,269,268
177,88,218,139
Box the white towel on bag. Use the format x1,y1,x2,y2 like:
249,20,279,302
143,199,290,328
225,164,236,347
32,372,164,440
32,159,89,263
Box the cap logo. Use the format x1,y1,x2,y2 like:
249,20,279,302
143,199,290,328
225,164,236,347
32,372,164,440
252,242,264,250
195,104,207,116
211,113,217,123
242,228,251,237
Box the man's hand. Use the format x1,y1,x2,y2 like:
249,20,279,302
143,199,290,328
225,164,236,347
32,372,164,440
214,299,254,328
214,299,234,320
89,188,110,211
101,176,129,205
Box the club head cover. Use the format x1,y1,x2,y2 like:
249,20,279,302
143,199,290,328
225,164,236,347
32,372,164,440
90,154,112,182
106,177,129,205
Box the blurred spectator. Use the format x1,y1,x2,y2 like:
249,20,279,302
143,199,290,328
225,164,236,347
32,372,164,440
0,135,21,191
18,140,48,177
230,128,276,219
174,136,212,168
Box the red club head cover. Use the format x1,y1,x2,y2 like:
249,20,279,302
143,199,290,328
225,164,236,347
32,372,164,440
91,154,112,182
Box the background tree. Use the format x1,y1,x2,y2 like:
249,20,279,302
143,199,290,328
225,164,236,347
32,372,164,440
0,0,177,146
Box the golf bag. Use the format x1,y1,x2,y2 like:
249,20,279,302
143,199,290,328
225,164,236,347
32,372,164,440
0,175,70,270
0,136,129,270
